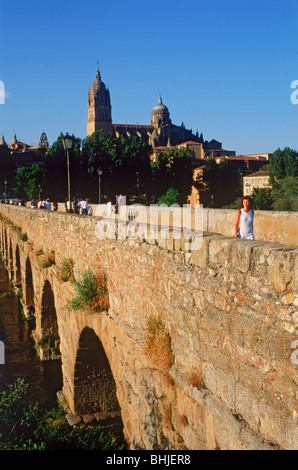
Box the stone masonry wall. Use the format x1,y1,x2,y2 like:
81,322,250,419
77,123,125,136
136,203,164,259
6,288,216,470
0,205,297,450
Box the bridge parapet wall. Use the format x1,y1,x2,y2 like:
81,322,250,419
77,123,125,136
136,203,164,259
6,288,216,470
0,204,297,450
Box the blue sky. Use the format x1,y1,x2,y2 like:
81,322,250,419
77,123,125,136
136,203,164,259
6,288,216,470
1,0,298,155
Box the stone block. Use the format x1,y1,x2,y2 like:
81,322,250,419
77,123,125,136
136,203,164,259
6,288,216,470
230,240,252,273
268,249,293,292
235,382,260,432
209,238,232,267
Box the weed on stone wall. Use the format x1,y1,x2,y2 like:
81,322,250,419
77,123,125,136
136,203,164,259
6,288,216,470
36,250,55,268
144,316,174,372
70,268,109,313
58,258,74,282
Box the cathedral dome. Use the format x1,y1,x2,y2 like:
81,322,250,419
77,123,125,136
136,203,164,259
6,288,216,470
151,96,171,128
152,95,169,114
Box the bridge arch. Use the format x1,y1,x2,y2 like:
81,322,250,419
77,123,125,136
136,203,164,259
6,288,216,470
73,326,119,415
8,238,13,278
14,244,21,285
24,256,35,315
37,280,60,360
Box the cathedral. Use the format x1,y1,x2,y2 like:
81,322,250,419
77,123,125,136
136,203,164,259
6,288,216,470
87,64,221,149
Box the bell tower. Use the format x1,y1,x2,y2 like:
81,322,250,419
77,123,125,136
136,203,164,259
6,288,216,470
87,64,112,136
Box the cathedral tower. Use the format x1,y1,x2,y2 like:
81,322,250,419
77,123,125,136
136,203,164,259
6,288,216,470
87,64,112,136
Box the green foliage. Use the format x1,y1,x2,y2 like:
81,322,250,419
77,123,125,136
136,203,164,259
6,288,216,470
43,132,85,201
268,147,298,185
0,379,124,450
270,176,298,211
13,164,45,200
71,269,109,312
17,232,28,242
157,187,180,206
58,258,74,282
252,187,272,210
36,251,55,268
195,158,242,208
152,146,193,204
81,130,153,200
0,145,15,194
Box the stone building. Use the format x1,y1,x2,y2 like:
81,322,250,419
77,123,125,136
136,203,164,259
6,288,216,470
0,131,50,168
87,65,236,153
243,170,271,196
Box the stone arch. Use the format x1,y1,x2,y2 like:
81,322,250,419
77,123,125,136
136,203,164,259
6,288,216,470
8,238,14,278
2,228,7,259
23,256,35,317
39,280,60,360
15,243,21,284
73,327,119,415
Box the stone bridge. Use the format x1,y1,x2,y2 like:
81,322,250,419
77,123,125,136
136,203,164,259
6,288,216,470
0,204,297,450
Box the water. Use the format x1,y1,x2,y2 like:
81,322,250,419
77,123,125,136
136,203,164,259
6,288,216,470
0,260,63,408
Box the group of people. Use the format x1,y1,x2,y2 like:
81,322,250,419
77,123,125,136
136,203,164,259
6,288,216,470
30,198,57,211
6,192,256,240
65,196,92,216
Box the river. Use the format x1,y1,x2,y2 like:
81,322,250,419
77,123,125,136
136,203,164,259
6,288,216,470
0,259,63,408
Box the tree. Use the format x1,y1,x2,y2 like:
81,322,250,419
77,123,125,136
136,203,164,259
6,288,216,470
157,187,180,206
270,176,298,211
43,133,83,201
82,130,153,201
252,187,272,210
151,146,193,205
0,146,15,196
13,164,45,201
268,147,298,186
194,158,242,208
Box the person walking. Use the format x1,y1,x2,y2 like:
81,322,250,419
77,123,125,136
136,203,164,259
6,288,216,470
233,196,254,240
78,198,89,216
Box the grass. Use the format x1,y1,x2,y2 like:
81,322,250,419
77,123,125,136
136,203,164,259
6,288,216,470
58,258,74,282
0,378,125,450
70,269,109,313
36,250,55,268
144,316,174,372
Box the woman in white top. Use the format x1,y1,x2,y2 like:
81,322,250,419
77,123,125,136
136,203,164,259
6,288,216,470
233,196,254,240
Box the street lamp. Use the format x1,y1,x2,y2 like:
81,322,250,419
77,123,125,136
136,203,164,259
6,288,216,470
97,168,103,204
4,180,7,204
62,133,73,213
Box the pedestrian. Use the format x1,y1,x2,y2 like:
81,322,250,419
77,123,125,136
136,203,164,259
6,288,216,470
53,201,58,212
31,199,37,209
44,198,51,210
233,196,254,240
86,199,92,216
65,197,71,213
38,199,44,209
107,200,114,217
72,196,80,214
78,198,89,216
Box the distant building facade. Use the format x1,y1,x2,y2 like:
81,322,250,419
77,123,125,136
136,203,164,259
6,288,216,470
87,65,236,154
0,131,49,168
243,170,271,196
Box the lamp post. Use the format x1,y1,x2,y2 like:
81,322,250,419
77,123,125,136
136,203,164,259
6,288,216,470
4,180,7,204
97,168,103,204
62,133,73,213
38,185,41,200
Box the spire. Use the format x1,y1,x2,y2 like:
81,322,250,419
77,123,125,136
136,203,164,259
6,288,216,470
0,133,7,146
96,61,101,80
